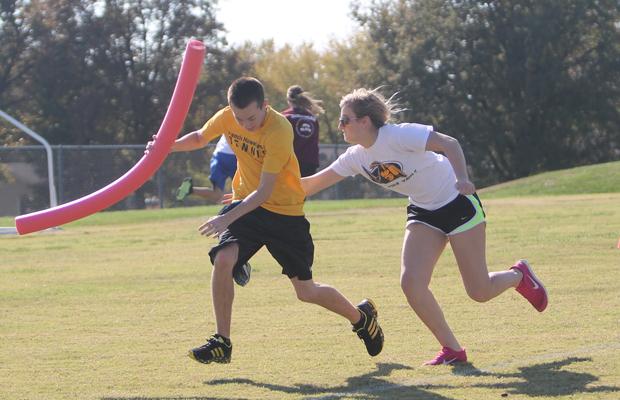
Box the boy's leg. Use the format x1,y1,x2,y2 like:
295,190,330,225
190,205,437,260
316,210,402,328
188,243,238,365
290,278,359,322
211,244,238,338
290,278,384,356
267,215,358,322
189,202,265,365
266,211,382,356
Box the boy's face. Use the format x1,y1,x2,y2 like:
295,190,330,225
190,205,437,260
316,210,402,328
230,100,267,132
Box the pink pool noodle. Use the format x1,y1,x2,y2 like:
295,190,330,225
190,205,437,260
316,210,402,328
15,39,206,235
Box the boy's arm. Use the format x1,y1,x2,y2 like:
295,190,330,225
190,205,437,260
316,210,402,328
145,130,211,154
170,130,211,152
198,171,277,237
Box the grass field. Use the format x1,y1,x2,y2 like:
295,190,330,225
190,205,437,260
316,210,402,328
479,160,620,198
1,193,620,400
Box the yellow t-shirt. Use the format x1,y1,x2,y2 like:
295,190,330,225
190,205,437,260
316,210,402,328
199,106,305,216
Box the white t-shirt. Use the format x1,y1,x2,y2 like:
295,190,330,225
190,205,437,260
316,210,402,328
330,123,459,210
213,135,234,155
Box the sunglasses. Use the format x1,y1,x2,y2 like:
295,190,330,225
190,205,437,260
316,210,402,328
338,115,361,126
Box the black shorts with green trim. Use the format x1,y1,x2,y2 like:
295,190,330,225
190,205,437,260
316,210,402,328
406,193,486,235
208,202,314,280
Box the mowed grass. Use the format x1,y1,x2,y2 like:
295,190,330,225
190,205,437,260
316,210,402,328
480,160,620,198
1,194,620,400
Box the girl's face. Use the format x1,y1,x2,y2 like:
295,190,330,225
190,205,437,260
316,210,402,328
338,105,364,144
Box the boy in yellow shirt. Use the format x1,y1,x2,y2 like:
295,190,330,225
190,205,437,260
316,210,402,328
148,77,383,364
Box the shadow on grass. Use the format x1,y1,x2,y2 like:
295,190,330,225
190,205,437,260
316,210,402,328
451,357,620,397
207,362,454,399
101,397,249,400
101,357,619,400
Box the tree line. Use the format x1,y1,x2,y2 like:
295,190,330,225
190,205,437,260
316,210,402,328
1,0,619,186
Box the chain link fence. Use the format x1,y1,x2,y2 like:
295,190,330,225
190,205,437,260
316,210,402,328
0,144,404,217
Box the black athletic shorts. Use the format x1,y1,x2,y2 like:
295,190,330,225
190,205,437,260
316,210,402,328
208,202,314,280
406,193,486,235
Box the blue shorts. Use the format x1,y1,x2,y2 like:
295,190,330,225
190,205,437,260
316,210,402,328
209,152,237,191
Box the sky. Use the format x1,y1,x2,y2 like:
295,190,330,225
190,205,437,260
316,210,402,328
216,0,366,50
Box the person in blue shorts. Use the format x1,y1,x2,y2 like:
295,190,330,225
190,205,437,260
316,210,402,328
176,136,237,203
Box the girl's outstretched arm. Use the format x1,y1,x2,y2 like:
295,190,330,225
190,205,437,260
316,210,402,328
301,168,346,197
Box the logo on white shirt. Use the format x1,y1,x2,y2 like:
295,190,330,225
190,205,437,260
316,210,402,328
362,161,407,184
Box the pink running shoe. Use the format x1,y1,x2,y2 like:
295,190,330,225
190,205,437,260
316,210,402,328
510,259,548,312
423,346,467,366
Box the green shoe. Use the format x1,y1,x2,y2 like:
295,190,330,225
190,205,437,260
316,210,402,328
176,177,193,201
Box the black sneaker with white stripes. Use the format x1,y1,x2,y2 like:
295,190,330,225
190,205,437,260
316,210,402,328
352,299,384,356
188,334,232,364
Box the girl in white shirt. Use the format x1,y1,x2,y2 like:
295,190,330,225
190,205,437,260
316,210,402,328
301,88,548,365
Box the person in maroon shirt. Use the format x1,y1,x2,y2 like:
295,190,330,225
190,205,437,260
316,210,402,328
282,85,324,177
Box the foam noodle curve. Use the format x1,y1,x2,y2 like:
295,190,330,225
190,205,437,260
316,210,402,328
15,39,205,235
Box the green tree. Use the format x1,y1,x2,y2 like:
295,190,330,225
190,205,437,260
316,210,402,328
23,0,228,145
0,0,248,208
242,34,375,144
0,0,32,111
355,0,620,185
0,0,43,147
299,33,381,144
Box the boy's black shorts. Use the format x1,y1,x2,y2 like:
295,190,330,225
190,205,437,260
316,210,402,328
208,202,314,280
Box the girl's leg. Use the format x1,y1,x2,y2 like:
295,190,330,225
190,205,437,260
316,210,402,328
449,223,521,302
400,223,462,351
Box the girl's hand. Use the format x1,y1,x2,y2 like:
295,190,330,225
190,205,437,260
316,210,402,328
455,180,476,195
